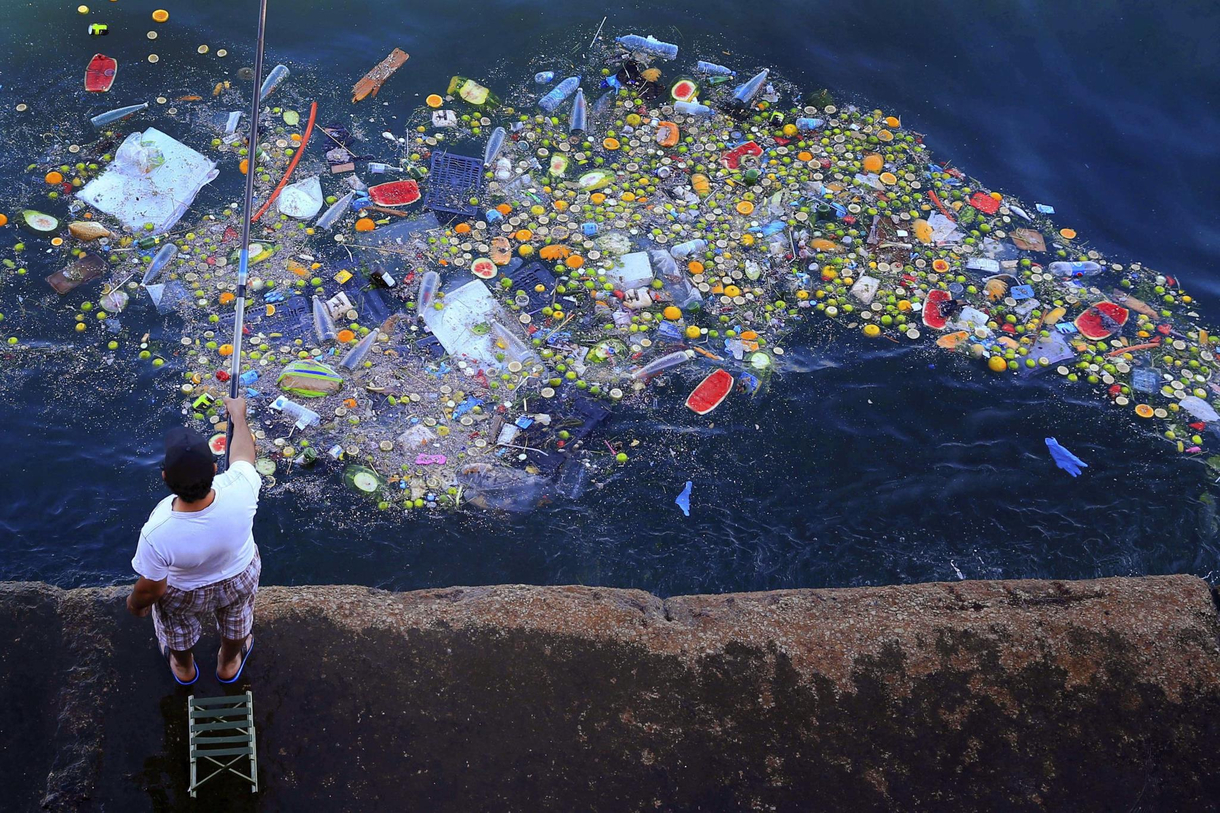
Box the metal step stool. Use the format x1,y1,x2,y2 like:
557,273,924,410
187,692,258,797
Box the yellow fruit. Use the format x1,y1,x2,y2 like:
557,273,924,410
862,154,883,173
735,200,754,215
912,218,933,244
684,325,701,339
782,123,798,137
152,9,169,22
863,324,881,338
724,285,742,298
426,94,443,108
988,355,1008,372
1135,404,1154,418
879,172,897,186
663,306,682,321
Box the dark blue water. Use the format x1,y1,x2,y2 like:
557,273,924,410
1,0,1218,594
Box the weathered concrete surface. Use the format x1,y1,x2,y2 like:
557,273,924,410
2,575,1218,811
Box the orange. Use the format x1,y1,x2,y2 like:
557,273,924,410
454,222,471,234
515,229,532,241
797,151,813,162
219,291,236,305
426,94,443,108
152,9,169,22
565,254,584,269
603,137,620,150
932,259,950,273
218,344,234,357
0,213,8,227
663,306,682,321
45,171,63,184
735,200,754,215
884,116,900,128
877,129,894,142
688,261,704,275
337,329,356,343
1135,404,1154,418
343,398,357,409
862,154,883,173
354,217,376,232
239,158,249,175
290,133,302,143
495,203,512,215
1059,228,1077,239
590,193,606,204
879,172,897,186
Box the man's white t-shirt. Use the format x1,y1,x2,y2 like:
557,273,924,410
132,460,261,590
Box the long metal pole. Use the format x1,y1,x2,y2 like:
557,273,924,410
224,0,269,469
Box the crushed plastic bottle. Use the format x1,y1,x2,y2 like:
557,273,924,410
538,76,579,113
315,190,355,231
671,239,708,259
270,395,320,429
258,64,290,101
696,60,735,77
674,100,713,117
631,350,695,380
1048,261,1103,278
312,296,337,342
417,270,440,310
90,102,149,129
338,328,378,371
615,34,679,60
483,126,507,168
732,69,769,105
140,243,176,286
568,89,588,133
534,71,555,84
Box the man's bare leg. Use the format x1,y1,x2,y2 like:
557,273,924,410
169,647,196,682
217,633,253,681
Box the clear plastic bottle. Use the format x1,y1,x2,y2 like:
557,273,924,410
141,243,177,286
258,64,290,102
315,190,355,231
670,239,708,259
90,102,148,129
732,69,769,105
674,100,713,117
615,34,679,60
490,321,535,364
568,89,588,133
539,76,579,113
534,71,555,84
483,126,507,168
338,329,378,371
312,296,337,342
696,60,735,77
270,395,320,428
1048,261,1103,277
417,270,441,310
631,350,695,380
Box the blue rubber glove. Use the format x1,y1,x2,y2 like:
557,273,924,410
1045,437,1087,477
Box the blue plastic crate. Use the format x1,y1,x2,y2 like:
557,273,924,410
423,151,483,218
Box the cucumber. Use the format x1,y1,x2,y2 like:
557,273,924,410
22,210,59,234
255,458,277,476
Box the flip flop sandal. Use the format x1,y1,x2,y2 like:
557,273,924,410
161,642,200,686
216,637,254,684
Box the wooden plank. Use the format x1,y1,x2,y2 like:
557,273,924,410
351,48,409,102
191,746,253,758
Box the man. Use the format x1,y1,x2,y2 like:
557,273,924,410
127,396,261,685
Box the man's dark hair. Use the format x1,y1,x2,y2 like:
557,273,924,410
162,426,216,503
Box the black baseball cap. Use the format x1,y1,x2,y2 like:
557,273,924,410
163,425,215,485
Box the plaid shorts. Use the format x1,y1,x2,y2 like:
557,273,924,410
153,548,261,651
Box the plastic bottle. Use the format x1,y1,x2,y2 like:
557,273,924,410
270,395,320,428
670,238,708,259
90,102,148,129
483,126,507,168
538,76,579,113
568,89,588,133
674,100,713,117
631,350,695,380
650,250,702,309
312,296,337,342
795,117,824,131
615,34,679,60
490,321,535,364
315,190,355,231
258,64,290,102
732,69,769,105
696,60,735,77
141,243,177,286
1048,261,1103,277
417,270,440,310
534,71,555,84
338,329,378,371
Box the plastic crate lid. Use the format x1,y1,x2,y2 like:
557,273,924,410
423,151,484,217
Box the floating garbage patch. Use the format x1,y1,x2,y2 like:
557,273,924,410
4,27,1220,514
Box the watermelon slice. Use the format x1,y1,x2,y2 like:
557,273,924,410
85,54,117,93
686,369,734,415
548,155,569,177
208,433,227,455
344,465,385,495
576,170,613,190
670,78,699,103
922,289,953,330
1074,301,1129,341
471,258,497,280
368,180,420,206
